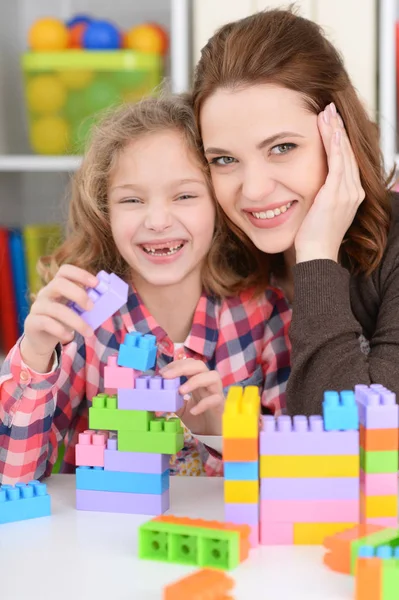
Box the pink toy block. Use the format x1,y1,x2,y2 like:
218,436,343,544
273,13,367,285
355,384,398,429
365,517,398,527
260,477,359,500
69,270,128,331
260,521,293,545
75,431,108,467
260,499,359,523
104,438,170,473
118,375,184,412
76,488,169,515
104,355,135,389
360,471,399,496
248,524,259,547
260,415,359,455
225,502,259,525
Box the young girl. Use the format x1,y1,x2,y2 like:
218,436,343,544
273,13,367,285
0,95,291,485
192,8,399,415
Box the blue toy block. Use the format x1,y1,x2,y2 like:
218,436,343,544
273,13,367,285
224,461,259,481
322,390,359,431
0,481,51,524
118,375,184,412
117,331,157,371
76,466,170,494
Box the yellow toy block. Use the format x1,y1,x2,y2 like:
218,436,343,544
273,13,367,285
260,455,359,478
293,522,356,545
224,480,259,503
223,386,260,439
360,493,398,518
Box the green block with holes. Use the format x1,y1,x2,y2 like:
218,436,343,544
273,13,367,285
350,528,399,574
138,519,242,570
118,417,184,454
89,394,154,431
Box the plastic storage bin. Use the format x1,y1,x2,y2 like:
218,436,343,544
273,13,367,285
21,50,162,155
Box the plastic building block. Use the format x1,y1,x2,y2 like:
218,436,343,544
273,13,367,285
260,477,359,500
355,385,398,429
224,502,259,525
322,390,359,431
222,437,259,462
260,499,358,523
260,414,359,455
104,355,135,389
89,394,154,431
117,331,157,371
360,493,398,519
360,472,399,496
75,430,107,467
222,386,260,439
0,481,51,524
118,418,184,454
293,522,356,545
163,569,235,600
366,518,399,528
104,439,170,473
69,270,128,331
260,521,294,545
76,488,170,515
224,481,259,504
359,425,399,451
224,461,259,481
76,466,169,494
260,454,359,478
355,546,399,600
139,515,250,570
360,448,398,474
118,375,183,412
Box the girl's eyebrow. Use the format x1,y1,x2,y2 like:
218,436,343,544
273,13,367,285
205,131,305,155
110,178,206,193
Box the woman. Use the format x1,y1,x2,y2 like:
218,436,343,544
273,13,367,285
192,8,399,415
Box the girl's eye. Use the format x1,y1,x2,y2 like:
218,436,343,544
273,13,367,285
177,194,196,201
120,197,141,204
209,156,237,166
270,143,297,155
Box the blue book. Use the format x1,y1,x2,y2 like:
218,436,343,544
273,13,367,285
8,229,29,336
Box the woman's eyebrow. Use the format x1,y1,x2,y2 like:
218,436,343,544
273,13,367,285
205,131,305,155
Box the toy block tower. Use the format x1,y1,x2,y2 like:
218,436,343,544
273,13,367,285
355,545,399,600
259,390,360,545
222,385,261,547
356,384,399,528
75,331,184,515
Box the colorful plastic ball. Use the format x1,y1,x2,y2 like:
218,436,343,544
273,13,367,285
26,75,66,114
124,23,168,55
58,69,93,90
83,20,121,50
68,22,88,48
28,18,69,51
66,14,92,28
82,79,120,113
31,116,70,155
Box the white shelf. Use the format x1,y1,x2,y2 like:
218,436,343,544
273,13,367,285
0,155,82,172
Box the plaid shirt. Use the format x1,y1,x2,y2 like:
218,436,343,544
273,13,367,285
0,286,291,484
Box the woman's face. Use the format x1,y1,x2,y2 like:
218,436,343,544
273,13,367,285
200,84,328,254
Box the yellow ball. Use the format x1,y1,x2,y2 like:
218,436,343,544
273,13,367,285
30,116,70,154
29,18,69,51
124,24,166,54
58,69,94,90
26,75,66,114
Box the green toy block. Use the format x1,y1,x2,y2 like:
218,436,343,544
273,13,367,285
359,447,399,474
138,520,242,570
382,558,399,600
89,394,154,431
118,418,184,454
350,529,399,573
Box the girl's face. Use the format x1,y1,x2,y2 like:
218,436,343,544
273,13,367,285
200,84,328,254
109,130,215,289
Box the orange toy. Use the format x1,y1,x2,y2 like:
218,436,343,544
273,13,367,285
29,18,69,51
68,22,88,49
163,569,235,600
124,23,168,55
323,524,386,574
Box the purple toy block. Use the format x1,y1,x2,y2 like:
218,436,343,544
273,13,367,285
118,375,184,412
225,502,259,525
260,415,359,455
260,477,359,500
104,439,170,473
355,384,398,429
69,270,128,331
76,488,169,515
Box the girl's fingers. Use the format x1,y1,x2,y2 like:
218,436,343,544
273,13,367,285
180,371,221,395
55,264,98,288
190,394,224,415
32,299,93,337
320,128,343,198
30,314,75,344
161,359,208,378
44,276,94,310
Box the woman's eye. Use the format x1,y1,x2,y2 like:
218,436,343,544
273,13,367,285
270,143,297,155
209,156,237,166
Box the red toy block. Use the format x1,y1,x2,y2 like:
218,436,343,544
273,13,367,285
163,569,235,600
104,355,135,389
75,430,108,467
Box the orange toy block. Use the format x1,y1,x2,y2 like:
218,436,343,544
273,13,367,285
360,425,399,451
223,437,259,461
163,569,235,600
354,556,383,600
323,524,384,574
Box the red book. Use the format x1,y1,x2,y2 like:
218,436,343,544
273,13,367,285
0,227,19,353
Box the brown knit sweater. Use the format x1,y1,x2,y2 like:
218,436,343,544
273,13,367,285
287,192,399,415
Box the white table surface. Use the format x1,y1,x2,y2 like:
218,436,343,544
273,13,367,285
0,475,355,600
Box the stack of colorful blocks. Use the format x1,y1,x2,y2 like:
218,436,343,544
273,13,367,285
75,331,185,515
356,384,399,528
222,386,260,548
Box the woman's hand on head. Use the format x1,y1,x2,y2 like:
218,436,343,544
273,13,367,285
294,102,365,264
160,358,225,436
